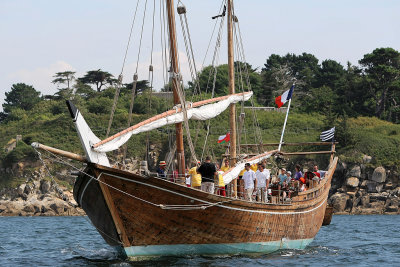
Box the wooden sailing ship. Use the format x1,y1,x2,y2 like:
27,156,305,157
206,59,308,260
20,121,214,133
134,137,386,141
33,0,338,259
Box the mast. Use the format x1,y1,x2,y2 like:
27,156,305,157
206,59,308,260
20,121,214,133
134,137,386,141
227,0,237,197
166,0,185,176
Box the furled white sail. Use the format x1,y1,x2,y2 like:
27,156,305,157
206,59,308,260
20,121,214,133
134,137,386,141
93,92,253,153
222,150,276,185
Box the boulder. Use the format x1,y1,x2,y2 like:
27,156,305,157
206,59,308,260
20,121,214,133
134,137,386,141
385,206,399,213
362,155,372,163
371,167,386,183
369,192,389,202
346,177,359,188
393,187,400,196
360,195,370,207
384,182,395,190
366,181,383,193
369,200,385,210
349,166,361,178
40,180,51,194
330,193,350,212
23,204,35,213
17,184,26,196
24,184,32,195
353,197,361,207
0,204,7,213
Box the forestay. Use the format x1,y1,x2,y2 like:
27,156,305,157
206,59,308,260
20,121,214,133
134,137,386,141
93,92,253,153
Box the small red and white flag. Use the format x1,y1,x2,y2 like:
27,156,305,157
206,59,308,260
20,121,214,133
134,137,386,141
217,132,230,144
275,85,294,108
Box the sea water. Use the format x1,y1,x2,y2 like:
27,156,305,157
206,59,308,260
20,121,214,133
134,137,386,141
0,215,399,266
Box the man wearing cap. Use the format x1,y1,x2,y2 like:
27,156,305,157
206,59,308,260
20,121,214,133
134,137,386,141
157,161,167,179
197,156,217,194
243,163,257,201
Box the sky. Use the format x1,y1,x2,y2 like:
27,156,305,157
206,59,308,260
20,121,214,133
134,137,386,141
0,0,399,111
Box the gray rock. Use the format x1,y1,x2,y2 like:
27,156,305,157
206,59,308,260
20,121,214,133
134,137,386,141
362,155,372,163
330,193,350,212
371,167,386,183
385,206,398,213
361,195,370,206
346,177,359,188
24,184,32,195
17,184,26,196
349,166,361,178
369,193,388,202
369,201,385,212
366,181,383,193
0,204,7,213
23,205,35,213
40,180,51,194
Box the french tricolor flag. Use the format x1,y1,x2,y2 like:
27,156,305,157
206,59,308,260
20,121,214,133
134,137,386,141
275,85,295,108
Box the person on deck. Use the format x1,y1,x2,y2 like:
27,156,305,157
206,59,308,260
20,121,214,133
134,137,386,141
250,163,258,172
238,168,245,199
278,168,288,187
220,159,230,172
156,161,167,179
255,163,270,203
217,170,226,196
197,156,217,194
313,165,326,178
243,163,257,201
188,161,201,189
278,168,288,199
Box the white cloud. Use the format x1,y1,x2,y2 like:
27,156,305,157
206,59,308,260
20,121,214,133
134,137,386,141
7,61,78,96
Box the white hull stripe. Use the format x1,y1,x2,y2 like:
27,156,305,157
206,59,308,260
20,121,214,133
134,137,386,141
124,238,314,257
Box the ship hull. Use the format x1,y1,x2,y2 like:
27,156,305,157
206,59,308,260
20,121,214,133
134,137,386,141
74,157,337,258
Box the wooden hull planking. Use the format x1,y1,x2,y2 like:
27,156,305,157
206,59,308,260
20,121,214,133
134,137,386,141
74,157,338,257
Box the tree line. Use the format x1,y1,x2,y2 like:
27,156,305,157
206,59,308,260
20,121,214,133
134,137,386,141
1,47,399,123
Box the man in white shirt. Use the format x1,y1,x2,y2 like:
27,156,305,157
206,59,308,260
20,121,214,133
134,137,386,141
255,163,270,203
242,163,256,201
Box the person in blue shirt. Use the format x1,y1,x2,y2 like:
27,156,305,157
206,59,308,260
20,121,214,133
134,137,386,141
156,161,167,179
278,168,287,186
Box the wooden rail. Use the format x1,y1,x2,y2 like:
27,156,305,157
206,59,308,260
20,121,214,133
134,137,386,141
226,142,338,148
280,151,336,156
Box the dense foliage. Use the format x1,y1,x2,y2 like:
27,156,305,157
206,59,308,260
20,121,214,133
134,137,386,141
1,47,399,177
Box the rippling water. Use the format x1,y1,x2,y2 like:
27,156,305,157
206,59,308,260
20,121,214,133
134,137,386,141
1,215,399,266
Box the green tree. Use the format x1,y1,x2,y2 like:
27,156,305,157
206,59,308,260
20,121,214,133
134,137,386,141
359,48,400,120
122,80,150,96
52,71,76,89
188,62,261,97
78,69,116,92
3,83,41,113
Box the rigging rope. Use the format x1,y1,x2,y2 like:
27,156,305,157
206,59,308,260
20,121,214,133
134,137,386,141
123,0,149,164
106,0,141,137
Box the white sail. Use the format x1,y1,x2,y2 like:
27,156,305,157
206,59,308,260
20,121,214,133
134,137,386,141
93,92,253,153
222,150,276,185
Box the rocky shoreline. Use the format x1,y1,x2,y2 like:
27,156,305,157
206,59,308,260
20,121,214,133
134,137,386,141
329,157,400,215
1,156,399,216
0,169,84,216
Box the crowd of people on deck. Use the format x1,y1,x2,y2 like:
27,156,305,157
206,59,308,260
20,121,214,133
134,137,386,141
155,156,327,203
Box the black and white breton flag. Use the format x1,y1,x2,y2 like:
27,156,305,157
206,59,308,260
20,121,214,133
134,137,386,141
320,127,335,142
